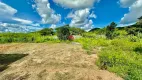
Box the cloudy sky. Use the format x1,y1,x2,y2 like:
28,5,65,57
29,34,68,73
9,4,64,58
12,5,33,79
0,0,142,32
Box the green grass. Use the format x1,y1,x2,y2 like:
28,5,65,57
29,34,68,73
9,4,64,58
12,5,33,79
0,33,60,43
75,33,142,80
0,30,142,80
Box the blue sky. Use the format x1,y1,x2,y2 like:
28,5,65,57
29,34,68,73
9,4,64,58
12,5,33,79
0,0,142,32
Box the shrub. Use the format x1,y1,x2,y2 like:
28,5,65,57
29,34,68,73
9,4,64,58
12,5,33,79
38,28,55,36
69,27,85,35
129,36,140,42
134,46,142,54
127,27,142,36
57,26,70,40
106,22,117,39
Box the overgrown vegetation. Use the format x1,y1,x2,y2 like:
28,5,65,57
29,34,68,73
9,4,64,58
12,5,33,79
0,33,60,43
106,22,118,39
57,25,70,40
75,21,142,80
0,19,142,80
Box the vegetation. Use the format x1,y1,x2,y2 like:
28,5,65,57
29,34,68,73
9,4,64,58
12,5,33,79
75,22,142,80
0,33,60,43
0,20,142,80
37,28,55,36
137,16,142,25
105,22,118,39
57,25,70,40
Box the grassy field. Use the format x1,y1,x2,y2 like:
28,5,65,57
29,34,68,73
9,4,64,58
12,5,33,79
75,32,142,80
0,25,142,80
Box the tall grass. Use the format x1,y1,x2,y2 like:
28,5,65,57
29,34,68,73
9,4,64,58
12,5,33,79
0,33,60,43
75,32,142,80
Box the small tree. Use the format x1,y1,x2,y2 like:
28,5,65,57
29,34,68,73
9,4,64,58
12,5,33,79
57,26,70,40
69,27,85,35
138,16,142,20
106,22,117,39
39,28,54,36
137,16,142,25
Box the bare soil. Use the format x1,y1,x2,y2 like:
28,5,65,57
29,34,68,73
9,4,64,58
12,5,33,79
0,43,123,80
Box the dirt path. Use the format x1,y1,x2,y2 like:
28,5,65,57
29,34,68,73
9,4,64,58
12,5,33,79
0,43,123,80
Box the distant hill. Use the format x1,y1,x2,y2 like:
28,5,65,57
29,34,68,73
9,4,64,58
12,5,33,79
89,23,142,32
89,28,101,32
32,25,85,36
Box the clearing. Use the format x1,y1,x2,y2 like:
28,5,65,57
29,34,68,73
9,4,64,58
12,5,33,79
0,43,123,80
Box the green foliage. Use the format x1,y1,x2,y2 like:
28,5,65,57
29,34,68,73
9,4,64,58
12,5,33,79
134,46,142,54
57,26,70,40
75,32,142,80
69,27,85,35
106,22,117,39
129,36,140,42
56,25,85,35
89,28,101,32
89,28,106,35
0,24,142,80
0,33,60,43
138,16,142,20
82,32,97,38
127,27,142,36
97,41,142,80
37,28,55,36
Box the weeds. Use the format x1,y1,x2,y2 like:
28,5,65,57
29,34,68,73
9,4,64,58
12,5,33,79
75,33,142,80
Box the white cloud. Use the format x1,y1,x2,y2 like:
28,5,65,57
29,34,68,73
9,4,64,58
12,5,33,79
50,24,56,29
0,2,33,25
89,11,97,18
32,4,36,9
68,8,95,31
81,20,94,31
117,22,135,27
0,2,40,32
31,23,40,26
118,0,136,8
53,0,99,9
33,0,61,24
0,2,17,20
53,0,99,30
12,18,33,24
120,0,142,24
0,22,42,33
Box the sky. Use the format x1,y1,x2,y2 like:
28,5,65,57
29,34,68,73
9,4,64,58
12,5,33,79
0,0,142,32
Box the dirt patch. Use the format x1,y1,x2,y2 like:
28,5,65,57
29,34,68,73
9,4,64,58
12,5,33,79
0,43,123,80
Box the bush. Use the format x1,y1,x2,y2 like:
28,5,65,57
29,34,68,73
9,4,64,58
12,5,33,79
57,26,70,40
0,33,59,43
129,36,140,42
69,27,85,35
38,28,54,36
106,22,117,39
127,27,142,36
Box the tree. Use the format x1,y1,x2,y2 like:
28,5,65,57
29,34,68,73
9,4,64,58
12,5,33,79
137,16,142,25
106,22,117,39
138,16,142,20
69,27,85,35
57,26,70,40
38,28,54,36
